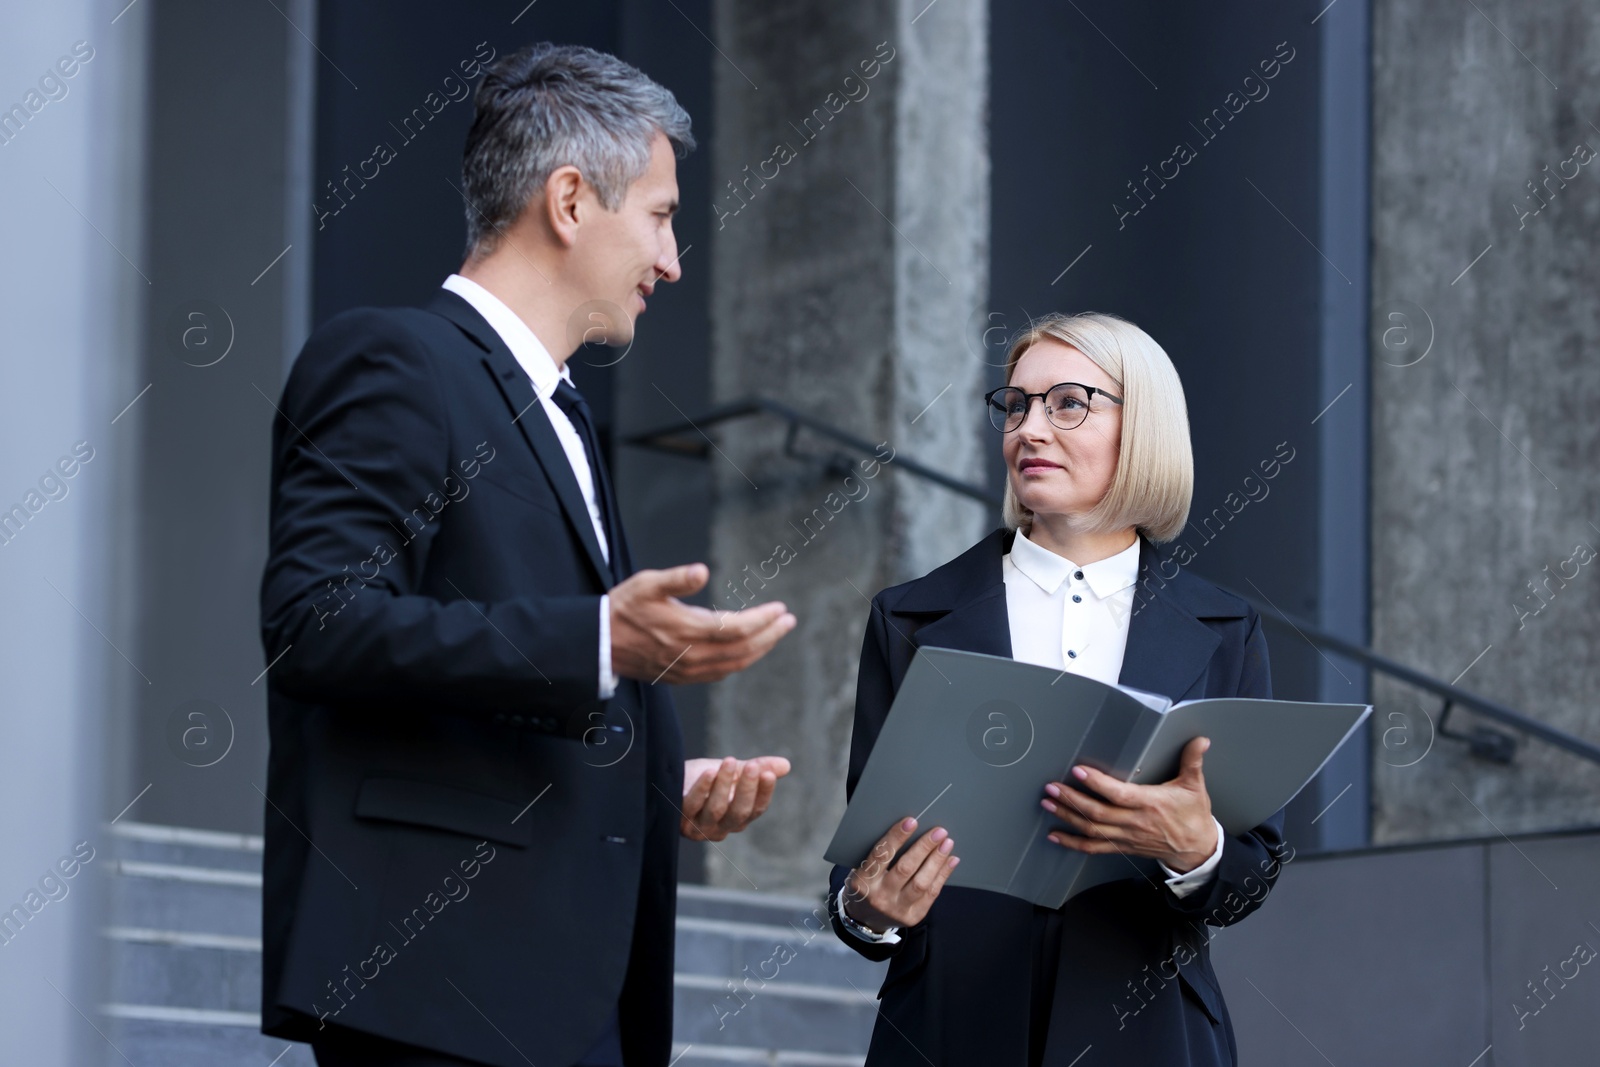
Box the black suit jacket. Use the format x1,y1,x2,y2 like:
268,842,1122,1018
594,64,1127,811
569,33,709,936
259,289,684,1067
827,529,1285,1067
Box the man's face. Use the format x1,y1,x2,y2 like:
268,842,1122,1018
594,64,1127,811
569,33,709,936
568,131,681,347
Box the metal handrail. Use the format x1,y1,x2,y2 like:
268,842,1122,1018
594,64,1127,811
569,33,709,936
626,396,1600,769
1214,587,1600,767
628,396,1003,504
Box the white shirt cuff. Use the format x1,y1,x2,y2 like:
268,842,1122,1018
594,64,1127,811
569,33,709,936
598,595,617,699
1159,816,1225,898
836,884,900,944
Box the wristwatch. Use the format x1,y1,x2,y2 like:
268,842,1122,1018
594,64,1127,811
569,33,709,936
836,886,900,944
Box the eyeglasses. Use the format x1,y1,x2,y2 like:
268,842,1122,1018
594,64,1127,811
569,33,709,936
984,382,1123,433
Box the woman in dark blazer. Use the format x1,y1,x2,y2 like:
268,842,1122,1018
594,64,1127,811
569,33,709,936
826,312,1289,1066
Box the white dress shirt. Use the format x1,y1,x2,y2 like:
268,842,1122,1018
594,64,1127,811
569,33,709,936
442,274,618,699
840,528,1225,944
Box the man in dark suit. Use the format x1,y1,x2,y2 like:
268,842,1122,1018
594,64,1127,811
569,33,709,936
258,43,793,1067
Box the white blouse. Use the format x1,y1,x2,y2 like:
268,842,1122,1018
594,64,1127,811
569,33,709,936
1002,527,1141,686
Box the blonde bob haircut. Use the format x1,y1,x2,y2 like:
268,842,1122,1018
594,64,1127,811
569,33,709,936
1000,312,1193,543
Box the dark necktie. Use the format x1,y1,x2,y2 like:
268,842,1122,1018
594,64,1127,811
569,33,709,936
551,378,628,581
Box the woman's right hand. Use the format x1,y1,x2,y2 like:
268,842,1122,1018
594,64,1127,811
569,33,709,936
842,817,960,932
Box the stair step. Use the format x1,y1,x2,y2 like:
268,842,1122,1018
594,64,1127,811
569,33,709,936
102,1003,260,1026
106,932,260,1013
100,1013,312,1067
672,974,879,1053
105,925,262,952
676,884,833,928
108,821,264,872
100,1012,867,1067
105,860,260,937
671,1043,866,1066
102,981,880,1062
675,915,886,990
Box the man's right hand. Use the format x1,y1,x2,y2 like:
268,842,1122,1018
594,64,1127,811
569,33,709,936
842,817,960,933
610,563,795,685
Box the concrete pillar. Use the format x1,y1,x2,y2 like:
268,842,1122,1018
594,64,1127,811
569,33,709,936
706,0,990,892
0,3,146,1060
1370,0,1600,841
126,0,314,834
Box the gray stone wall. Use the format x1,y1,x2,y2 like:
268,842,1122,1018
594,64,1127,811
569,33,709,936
706,0,989,892
1370,0,1600,841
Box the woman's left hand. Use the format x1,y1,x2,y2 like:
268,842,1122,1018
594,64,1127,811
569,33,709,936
1041,736,1218,873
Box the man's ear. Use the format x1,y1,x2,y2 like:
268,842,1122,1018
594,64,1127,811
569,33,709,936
544,164,585,248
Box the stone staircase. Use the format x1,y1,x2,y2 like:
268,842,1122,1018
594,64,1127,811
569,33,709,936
99,822,886,1065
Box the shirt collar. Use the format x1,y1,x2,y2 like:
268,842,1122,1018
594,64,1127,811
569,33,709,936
1081,535,1142,598
1008,529,1141,599
1008,528,1072,594
442,274,570,398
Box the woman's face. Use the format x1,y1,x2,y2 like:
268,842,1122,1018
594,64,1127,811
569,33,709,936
1003,339,1123,523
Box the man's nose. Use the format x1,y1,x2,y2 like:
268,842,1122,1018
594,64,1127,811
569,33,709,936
655,233,683,284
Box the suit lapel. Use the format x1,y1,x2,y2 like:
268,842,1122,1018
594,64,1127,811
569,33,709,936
606,476,634,580
1117,538,1222,701
425,290,613,589
907,586,1012,658
890,530,1014,659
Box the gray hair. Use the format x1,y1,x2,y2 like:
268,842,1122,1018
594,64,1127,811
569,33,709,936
460,43,694,257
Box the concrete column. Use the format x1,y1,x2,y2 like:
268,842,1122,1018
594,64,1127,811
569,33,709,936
1370,0,1600,841
705,0,989,893
0,3,147,1060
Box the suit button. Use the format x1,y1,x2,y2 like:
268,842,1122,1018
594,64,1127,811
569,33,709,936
493,713,507,724
511,715,525,726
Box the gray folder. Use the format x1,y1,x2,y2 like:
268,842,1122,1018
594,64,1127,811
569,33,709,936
823,646,1371,909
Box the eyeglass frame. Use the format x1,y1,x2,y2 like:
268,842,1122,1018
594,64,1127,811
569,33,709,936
983,381,1124,433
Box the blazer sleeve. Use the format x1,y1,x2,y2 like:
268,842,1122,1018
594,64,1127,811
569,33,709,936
1162,611,1290,926
259,311,602,729
827,592,913,962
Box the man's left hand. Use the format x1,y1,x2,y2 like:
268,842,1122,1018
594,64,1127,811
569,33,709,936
681,756,791,841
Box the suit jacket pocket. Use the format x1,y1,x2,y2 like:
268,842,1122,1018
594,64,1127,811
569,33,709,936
354,776,534,849
1176,958,1224,1026
475,465,563,516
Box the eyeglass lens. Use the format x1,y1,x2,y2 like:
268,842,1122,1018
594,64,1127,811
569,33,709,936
987,383,1093,432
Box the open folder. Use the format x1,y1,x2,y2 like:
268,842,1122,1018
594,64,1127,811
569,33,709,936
824,646,1371,909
